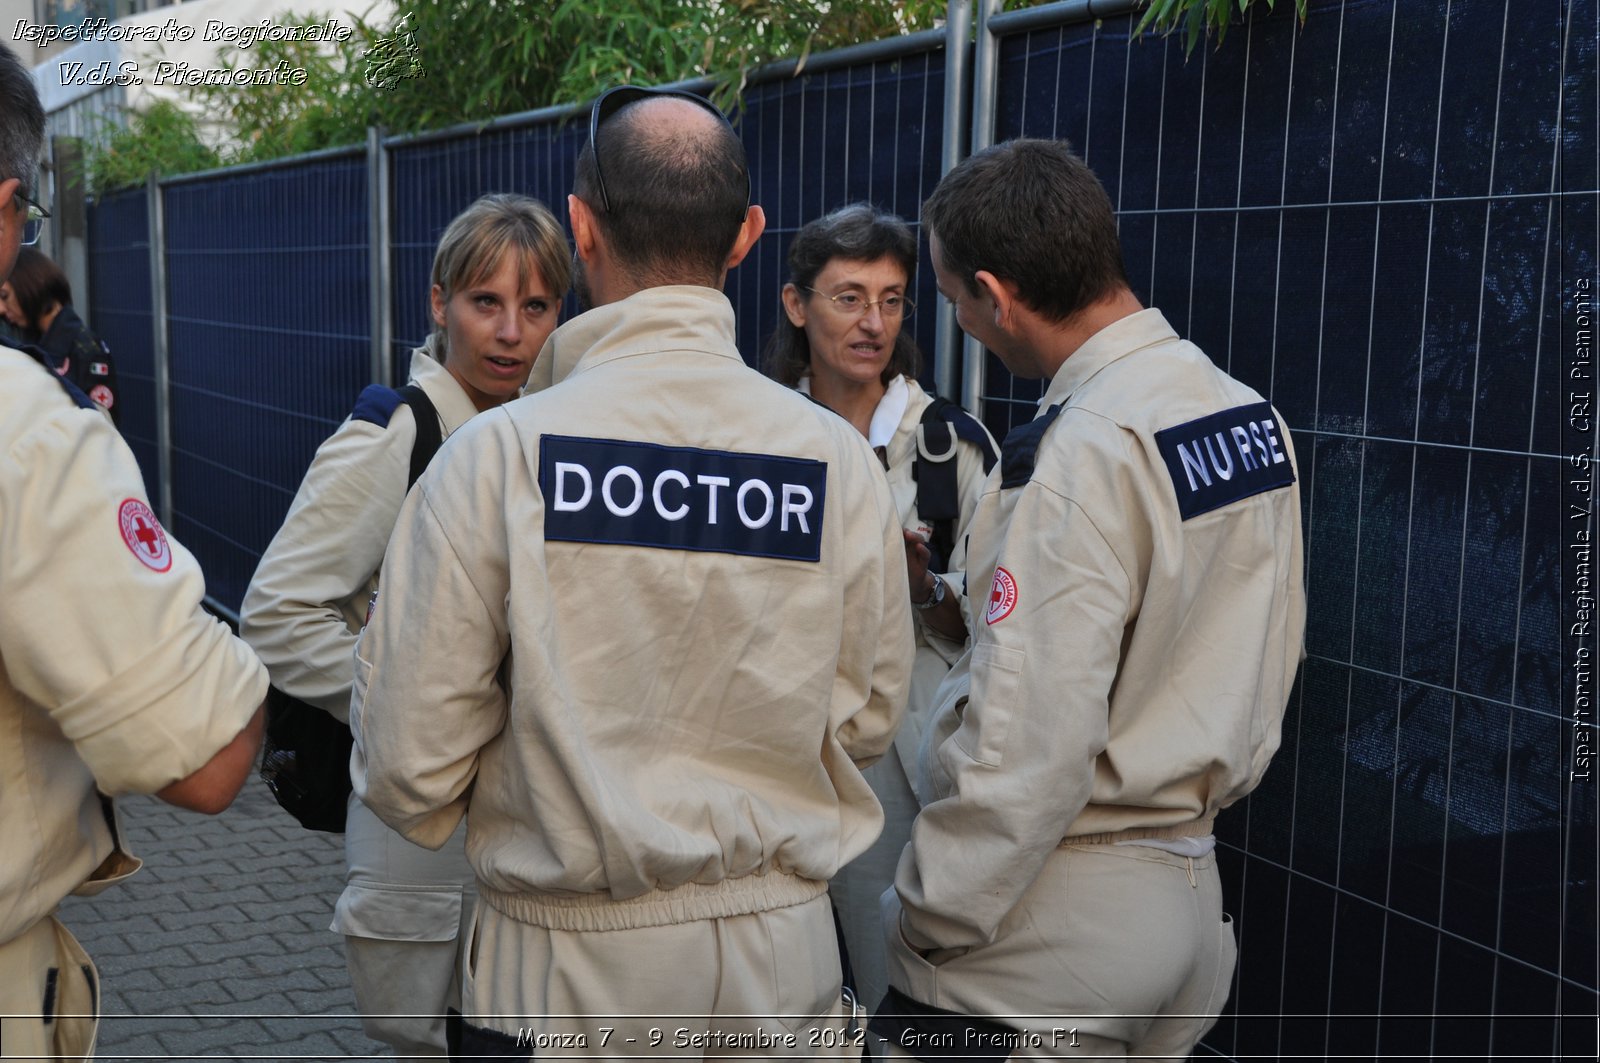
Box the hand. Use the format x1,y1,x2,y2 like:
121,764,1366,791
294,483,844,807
903,529,934,603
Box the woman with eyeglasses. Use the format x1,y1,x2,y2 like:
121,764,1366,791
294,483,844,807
762,202,997,1012
240,194,570,1063
1,247,119,423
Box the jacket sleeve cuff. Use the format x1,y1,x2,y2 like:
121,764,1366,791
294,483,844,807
53,610,267,794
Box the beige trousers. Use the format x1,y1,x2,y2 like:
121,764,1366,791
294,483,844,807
830,750,919,1013
459,892,865,1059
878,844,1237,1061
0,915,100,1062
335,796,474,1062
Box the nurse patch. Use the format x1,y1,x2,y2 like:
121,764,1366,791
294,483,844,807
1154,402,1295,520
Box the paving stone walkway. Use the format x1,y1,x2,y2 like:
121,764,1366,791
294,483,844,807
56,781,394,1061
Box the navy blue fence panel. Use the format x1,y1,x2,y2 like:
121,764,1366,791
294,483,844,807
81,1,1589,1048
85,188,158,504
987,1,1593,1057
735,42,947,381
388,120,586,383
385,45,947,385
162,154,370,615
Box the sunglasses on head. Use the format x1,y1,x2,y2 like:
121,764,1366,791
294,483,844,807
587,85,750,223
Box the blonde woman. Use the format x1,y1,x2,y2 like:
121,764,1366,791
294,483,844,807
241,194,570,1061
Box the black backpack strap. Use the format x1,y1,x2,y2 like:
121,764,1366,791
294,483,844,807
914,396,997,571
395,384,443,489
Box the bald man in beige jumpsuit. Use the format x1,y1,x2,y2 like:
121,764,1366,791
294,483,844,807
353,87,914,1059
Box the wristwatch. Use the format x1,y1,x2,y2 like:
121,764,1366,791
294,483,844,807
914,572,946,611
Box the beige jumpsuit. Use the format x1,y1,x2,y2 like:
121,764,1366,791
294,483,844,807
353,286,915,1058
0,346,265,1060
882,310,1307,1060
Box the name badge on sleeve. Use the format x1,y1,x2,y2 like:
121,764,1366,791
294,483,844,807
1154,402,1296,520
540,435,827,562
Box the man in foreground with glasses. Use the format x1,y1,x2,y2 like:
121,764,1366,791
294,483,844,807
13,185,47,246
352,86,913,1058
0,42,267,1059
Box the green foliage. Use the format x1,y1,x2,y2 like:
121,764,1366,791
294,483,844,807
193,19,359,163
328,0,947,127
1134,0,1310,55
90,0,948,189
84,0,1312,191
86,99,219,195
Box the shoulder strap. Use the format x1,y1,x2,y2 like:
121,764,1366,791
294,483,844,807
395,384,443,490
999,402,1066,488
914,395,997,572
350,384,405,427
51,369,98,412
347,383,444,490
924,396,999,473
3,335,97,410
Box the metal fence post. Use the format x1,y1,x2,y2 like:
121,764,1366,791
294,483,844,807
50,136,89,326
933,0,972,403
959,0,1003,418
368,126,393,388
146,172,173,528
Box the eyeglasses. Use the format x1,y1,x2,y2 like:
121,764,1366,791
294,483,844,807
13,190,48,247
587,85,750,223
803,287,915,319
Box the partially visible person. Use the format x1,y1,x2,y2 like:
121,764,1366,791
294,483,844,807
0,41,266,1060
352,86,913,1058
240,193,570,1063
873,138,1306,1059
763,202,995,1012
1,246,119,423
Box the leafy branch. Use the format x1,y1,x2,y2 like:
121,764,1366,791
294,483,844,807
1134,0,1310,54
84,0,1314,193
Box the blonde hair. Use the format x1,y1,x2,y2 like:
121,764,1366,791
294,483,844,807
429,194,570,331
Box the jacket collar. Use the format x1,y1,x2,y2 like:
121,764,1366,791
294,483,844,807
525,286,740,394
1038,308,1178,413
410,333,484,435
38,304,84,359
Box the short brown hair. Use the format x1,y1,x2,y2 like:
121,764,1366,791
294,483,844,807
572,97,749,287
5,246,70,330
923,138,1128,323
0,44,44,204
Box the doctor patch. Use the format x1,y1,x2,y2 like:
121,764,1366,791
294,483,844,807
540,435,827,562
1154,401,1295,520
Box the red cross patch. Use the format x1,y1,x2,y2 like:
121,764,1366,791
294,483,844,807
118,499,172,572
985,566,1017,625
89,384,114,409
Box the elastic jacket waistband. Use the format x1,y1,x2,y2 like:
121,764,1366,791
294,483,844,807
479,871,827,931
1062,815,1216,847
